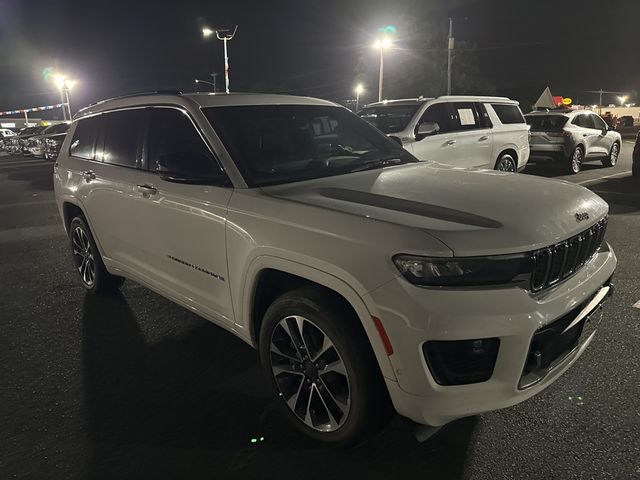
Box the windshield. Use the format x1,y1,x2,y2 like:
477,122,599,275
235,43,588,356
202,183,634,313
525,114,569,132
204,104,417,187
358,103,422,133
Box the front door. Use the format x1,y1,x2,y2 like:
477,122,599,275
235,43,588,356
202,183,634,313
410,102,463,165
133,107,234,324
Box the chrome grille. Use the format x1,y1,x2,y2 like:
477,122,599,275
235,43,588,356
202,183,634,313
531,217,608,292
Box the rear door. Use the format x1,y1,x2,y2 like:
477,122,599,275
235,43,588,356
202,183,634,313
133,107,234,324
72,110,144,267
446,101,493,168
573,114,600,157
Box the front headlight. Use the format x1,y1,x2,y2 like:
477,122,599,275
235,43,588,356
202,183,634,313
393,254,531,287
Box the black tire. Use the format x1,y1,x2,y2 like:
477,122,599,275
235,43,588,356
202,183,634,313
567,146,584,174
494,153,517,172
258,286,389,446
602,142,620,168
68,216,124,294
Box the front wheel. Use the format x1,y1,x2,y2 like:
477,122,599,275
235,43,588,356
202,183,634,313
258,287,388,446
69,216,124,294
602,142,619,167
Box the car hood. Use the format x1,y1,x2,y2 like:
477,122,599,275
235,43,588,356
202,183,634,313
261,162,609,256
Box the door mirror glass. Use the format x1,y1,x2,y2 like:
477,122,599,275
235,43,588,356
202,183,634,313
416,121,440,138
157,152,227,185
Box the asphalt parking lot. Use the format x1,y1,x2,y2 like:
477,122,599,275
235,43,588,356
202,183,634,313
1,146,638,479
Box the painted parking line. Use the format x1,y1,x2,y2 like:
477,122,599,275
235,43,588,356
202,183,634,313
577,170,632,186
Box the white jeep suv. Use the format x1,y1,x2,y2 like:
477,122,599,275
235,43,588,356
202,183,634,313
54,92,616,445
358,96,530,172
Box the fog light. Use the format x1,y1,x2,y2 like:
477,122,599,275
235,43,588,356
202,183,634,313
423,338,500,385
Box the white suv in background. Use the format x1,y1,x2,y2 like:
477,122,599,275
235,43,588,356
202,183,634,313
358,96,530,172
54,92,615,446
526,110,622,174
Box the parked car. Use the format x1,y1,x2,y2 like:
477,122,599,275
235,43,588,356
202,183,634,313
4,127,33,154
0,128,16,152
633,131,640,178
55,92,616,445
44,123,70,161
358,96,530,172
526,110,622,174
17,125,47,155
27,122,69,158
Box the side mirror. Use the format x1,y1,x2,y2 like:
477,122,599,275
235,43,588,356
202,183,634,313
157,153,228,186
389,135,403,146
415,121,440,140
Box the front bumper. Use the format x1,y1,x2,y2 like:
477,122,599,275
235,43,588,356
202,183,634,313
365,244,616,426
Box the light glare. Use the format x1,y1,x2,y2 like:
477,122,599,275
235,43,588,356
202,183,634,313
202,27,214,37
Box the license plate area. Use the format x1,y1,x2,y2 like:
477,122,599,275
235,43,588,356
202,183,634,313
519,283,611,389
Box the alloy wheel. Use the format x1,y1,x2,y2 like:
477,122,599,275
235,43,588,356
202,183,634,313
497,156,516,172
572,148,583,173
269,315,351,432
610,143,619,165
72,226,95,287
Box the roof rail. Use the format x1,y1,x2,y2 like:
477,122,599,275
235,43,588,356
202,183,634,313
77,90,182,114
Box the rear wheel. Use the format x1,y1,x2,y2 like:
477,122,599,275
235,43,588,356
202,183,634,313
258,286,388,446
567,146,584,174
602,142,619,167
69,216,124,294
495,153,517,172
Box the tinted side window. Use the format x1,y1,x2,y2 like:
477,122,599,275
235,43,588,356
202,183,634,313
101,109,143,167
592,115,607,130
147,108,222,177
69,116,101,160
491,104,525,124
449,102,481,131
418,103,452,133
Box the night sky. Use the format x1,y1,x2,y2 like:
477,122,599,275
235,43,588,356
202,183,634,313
1,0,638,118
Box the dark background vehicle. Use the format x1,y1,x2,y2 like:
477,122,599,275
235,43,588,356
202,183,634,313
633,131,640,177
27,123,69,159
43,123,70,160
17,126,47,155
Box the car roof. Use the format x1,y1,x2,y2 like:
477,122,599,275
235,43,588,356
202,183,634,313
364,95,517,109
75,91,339,119
526,109,593,117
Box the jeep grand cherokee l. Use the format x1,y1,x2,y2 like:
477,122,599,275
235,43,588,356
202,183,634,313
54,92,616,445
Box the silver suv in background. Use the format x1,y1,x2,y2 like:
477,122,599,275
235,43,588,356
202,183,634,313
526,110,622,174
358,96,530,172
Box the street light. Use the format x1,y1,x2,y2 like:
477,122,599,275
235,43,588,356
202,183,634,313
354,83,364,111
53,74,75,121
195,79,216,89
202,25,238,94
372,36,392,102
618,95,628,106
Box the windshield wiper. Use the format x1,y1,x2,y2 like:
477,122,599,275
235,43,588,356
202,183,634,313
349,157,408,173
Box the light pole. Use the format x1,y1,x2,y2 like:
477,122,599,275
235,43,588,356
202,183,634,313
373,36,392,102
54,75,75,121
354,84,364,111
202,25,238,94
446,17,468,95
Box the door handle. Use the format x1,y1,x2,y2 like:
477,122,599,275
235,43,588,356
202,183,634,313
137,184,158,196
82,170,96,182
582,133,589,137
446,139,456,146
478,135,489,141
